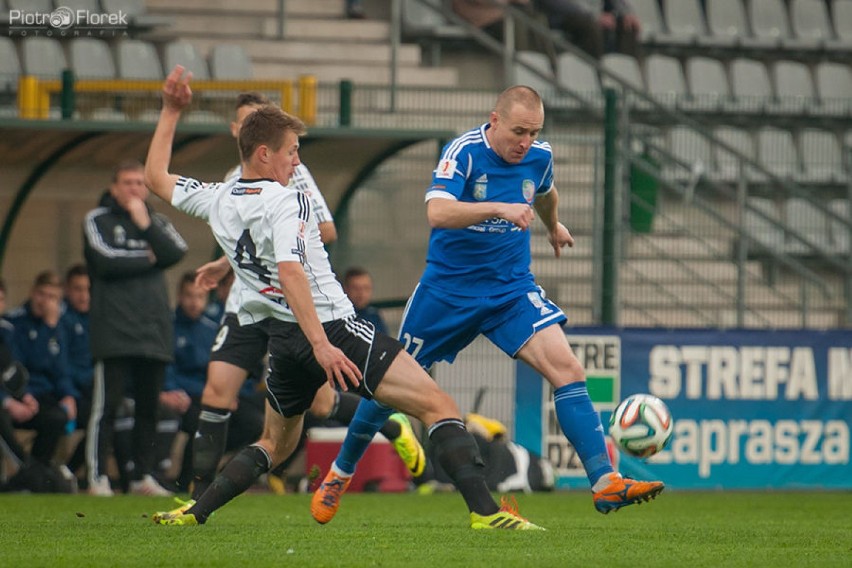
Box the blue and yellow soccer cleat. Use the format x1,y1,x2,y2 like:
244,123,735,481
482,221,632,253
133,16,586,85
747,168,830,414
152,497,195,524
311,469,351,524
469,496,545,530
592,472,664,514
389,413,426,477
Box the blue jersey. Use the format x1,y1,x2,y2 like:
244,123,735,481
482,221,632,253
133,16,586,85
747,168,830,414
164,307,219,400
422,123,554,297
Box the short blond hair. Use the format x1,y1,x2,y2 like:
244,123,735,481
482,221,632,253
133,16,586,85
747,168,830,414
494,85,543,117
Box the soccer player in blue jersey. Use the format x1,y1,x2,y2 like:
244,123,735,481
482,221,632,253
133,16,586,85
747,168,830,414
312,85,664,522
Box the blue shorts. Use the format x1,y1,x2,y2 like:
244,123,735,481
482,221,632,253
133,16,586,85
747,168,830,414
398,282,567,368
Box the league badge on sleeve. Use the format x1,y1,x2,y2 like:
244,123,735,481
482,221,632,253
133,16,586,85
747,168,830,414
435,158,457,179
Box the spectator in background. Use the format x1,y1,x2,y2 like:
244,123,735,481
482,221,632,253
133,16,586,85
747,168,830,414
343,267,388,335
0,278,33,475
452,0,555,57
347,0,365,18
60,264,97,485
83,159,188,496
5,271,75,469
537,0,641,58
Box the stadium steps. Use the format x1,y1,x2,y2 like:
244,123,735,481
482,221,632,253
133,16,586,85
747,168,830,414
145,0,460,87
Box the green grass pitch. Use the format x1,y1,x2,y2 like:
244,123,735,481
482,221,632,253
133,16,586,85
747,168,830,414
1,491,850,567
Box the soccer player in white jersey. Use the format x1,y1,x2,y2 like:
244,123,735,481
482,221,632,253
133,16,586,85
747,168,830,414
182,94,424,501
146,65,538,530
313,85,665,522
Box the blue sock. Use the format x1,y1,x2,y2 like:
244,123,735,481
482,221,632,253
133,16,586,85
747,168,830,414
334,398,395,475
553,382,613,487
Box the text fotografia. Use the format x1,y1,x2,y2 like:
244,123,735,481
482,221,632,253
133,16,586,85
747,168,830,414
9,7,129,37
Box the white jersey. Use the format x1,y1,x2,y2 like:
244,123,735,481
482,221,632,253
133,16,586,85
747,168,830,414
173,175,354,325
222,163,334,314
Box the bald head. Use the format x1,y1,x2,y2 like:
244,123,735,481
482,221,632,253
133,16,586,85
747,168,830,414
494,85,543,118
486,86,544,164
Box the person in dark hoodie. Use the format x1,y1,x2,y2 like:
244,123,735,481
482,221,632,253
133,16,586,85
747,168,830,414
82,159,188,496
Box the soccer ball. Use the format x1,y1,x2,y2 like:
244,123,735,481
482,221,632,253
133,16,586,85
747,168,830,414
608,394,673,458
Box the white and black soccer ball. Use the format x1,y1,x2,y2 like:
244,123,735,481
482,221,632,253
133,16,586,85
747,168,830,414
608,394,673,458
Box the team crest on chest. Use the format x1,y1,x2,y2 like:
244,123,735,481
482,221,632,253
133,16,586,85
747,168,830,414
473,174,488,201
522,179,535,203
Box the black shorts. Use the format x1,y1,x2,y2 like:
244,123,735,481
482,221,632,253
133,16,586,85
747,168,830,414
209,313,270,372
265,315,403,417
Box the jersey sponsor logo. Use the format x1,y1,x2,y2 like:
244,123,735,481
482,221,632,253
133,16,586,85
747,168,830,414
473,174,488,200
258,286,290,308
522,179,535,203
435,158,457,179
231,186,263,196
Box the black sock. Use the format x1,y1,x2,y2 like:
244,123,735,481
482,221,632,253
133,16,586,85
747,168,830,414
326,391,358,422
190,444,271,524
379,415,402,441
191,406,230,500
429,419,499,516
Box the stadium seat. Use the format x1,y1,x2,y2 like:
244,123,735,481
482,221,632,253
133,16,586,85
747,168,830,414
770,60,816,114
514,51,554,98
70,39,117,79
814,62,852,115
784,198,832,254
0,37,21,93
100,0,173,30
701,0,748,46
828,198,850,254
756,127,800,179
744,197,785,253
743,0,792,48
164,41,209,81
711,126,756,182
630,0,666,43
210,44,253,80
21,37,67,79
664,126,713,182
662,0,706,45
9,0,50,11
57,0,100,11
644,54,687,109
798,128,845,184
829,0,852,47
789,0,833,48
401,0,469,63
115,39,163,80
684,56,731,112
728,58,772,114
555,52,602,109
600,53,644,92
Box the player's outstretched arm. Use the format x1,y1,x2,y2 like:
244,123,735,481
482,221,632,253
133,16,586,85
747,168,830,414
144,64,193,204
534,187,574,257
427,197,534,230
277,261,362,391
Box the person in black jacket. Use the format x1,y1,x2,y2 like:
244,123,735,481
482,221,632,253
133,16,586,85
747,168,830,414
82,159,187,496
